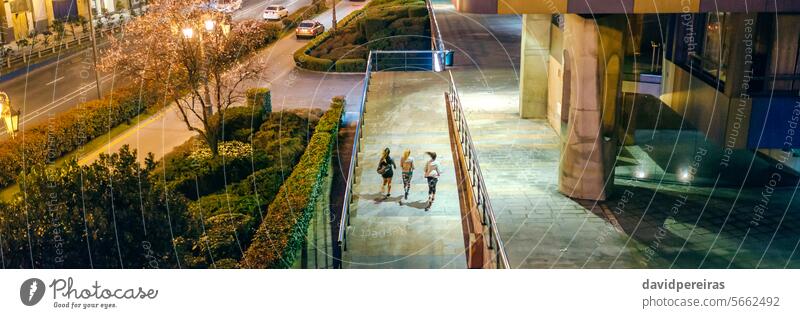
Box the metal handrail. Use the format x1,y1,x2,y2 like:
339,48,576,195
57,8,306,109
426,0,446,53
335,50,375,268
446,70,510,269
1,27,121,69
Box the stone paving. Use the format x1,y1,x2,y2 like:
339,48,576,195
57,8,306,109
435,2,800,268
342,71,467,268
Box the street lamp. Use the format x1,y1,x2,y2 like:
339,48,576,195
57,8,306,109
0,92,20,138
182,27,194,39
204,19,216,32
179,17,230,117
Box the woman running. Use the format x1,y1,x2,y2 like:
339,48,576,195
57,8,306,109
377,148,396,197
424,151,442,211
400,149,415,200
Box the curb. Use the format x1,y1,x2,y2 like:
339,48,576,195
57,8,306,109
293,64,366,76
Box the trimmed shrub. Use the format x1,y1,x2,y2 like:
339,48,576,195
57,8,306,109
293,8,366,71
0,83,162,189
335,58,367,72
408,5,428,17
162,140,269,199
362,17,388,41
295,53,335,72
197,213,257,262
295,0,431,72
246,88,272,115
241,97,344,268
174,110,319,268
216,106,266,142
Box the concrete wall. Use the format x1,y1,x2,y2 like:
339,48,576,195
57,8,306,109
546,22,564,134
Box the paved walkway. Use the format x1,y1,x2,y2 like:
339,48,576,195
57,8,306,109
342,71,467,268
437,4,649,268
436,2,800,268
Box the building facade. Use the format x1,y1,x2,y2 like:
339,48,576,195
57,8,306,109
453,0,800,199
0,0,141,44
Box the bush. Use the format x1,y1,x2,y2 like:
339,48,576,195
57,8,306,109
215,106,266,142
362,17,388,41
173,110,319,268
294,0,431,72
0,17,290,191
293,8,367,71
408,5,429,17
0,83,162,189
162,140,269,199
0,146,188,268
197,213,257,261
241,97,344,268
246,88,272,115
295,53,335,72
335,58,367,72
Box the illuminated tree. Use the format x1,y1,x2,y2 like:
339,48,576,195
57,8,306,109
101,0,276,156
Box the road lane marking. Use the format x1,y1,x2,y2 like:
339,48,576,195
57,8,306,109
45,76,64,85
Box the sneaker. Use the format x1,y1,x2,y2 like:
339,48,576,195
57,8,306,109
385,193,390,198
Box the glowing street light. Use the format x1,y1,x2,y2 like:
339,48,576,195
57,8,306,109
0,92,20,138
182,27,194,39
204,19,216,32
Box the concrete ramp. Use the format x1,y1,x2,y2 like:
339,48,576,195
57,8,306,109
342,72,467,268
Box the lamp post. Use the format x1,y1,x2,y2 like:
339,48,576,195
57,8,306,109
181,17,229,118
86,0,103,99
0,92,20,138
331,0,337,32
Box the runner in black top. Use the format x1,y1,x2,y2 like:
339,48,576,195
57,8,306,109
377,148,396,197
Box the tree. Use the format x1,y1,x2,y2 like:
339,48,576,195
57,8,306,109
0,146,188,268
100,0,267,156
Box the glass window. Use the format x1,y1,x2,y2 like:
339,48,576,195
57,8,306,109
697,13,729,83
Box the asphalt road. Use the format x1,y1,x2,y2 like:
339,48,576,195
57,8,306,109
0,0,314,139
78,0,367,164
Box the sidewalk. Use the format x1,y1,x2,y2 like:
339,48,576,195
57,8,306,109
437,4,655,268
342,71,467,268
436,2,800,268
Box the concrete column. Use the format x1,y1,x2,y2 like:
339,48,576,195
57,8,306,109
519,14,551,119
558,14,608,201
722,13,758,150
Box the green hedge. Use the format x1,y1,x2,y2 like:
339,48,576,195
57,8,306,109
241,97,344,268
175,110,318,268
295,0,430,72
0,18,289,192
293,8,366,72
246,88,272,115
0,84,162,189
335,58,367,72
294,51,335,72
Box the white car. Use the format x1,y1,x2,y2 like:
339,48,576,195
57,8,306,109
263,5,289,21
215,0,242,13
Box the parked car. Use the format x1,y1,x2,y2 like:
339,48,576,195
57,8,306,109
296,20,325,39
263,5,289,21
